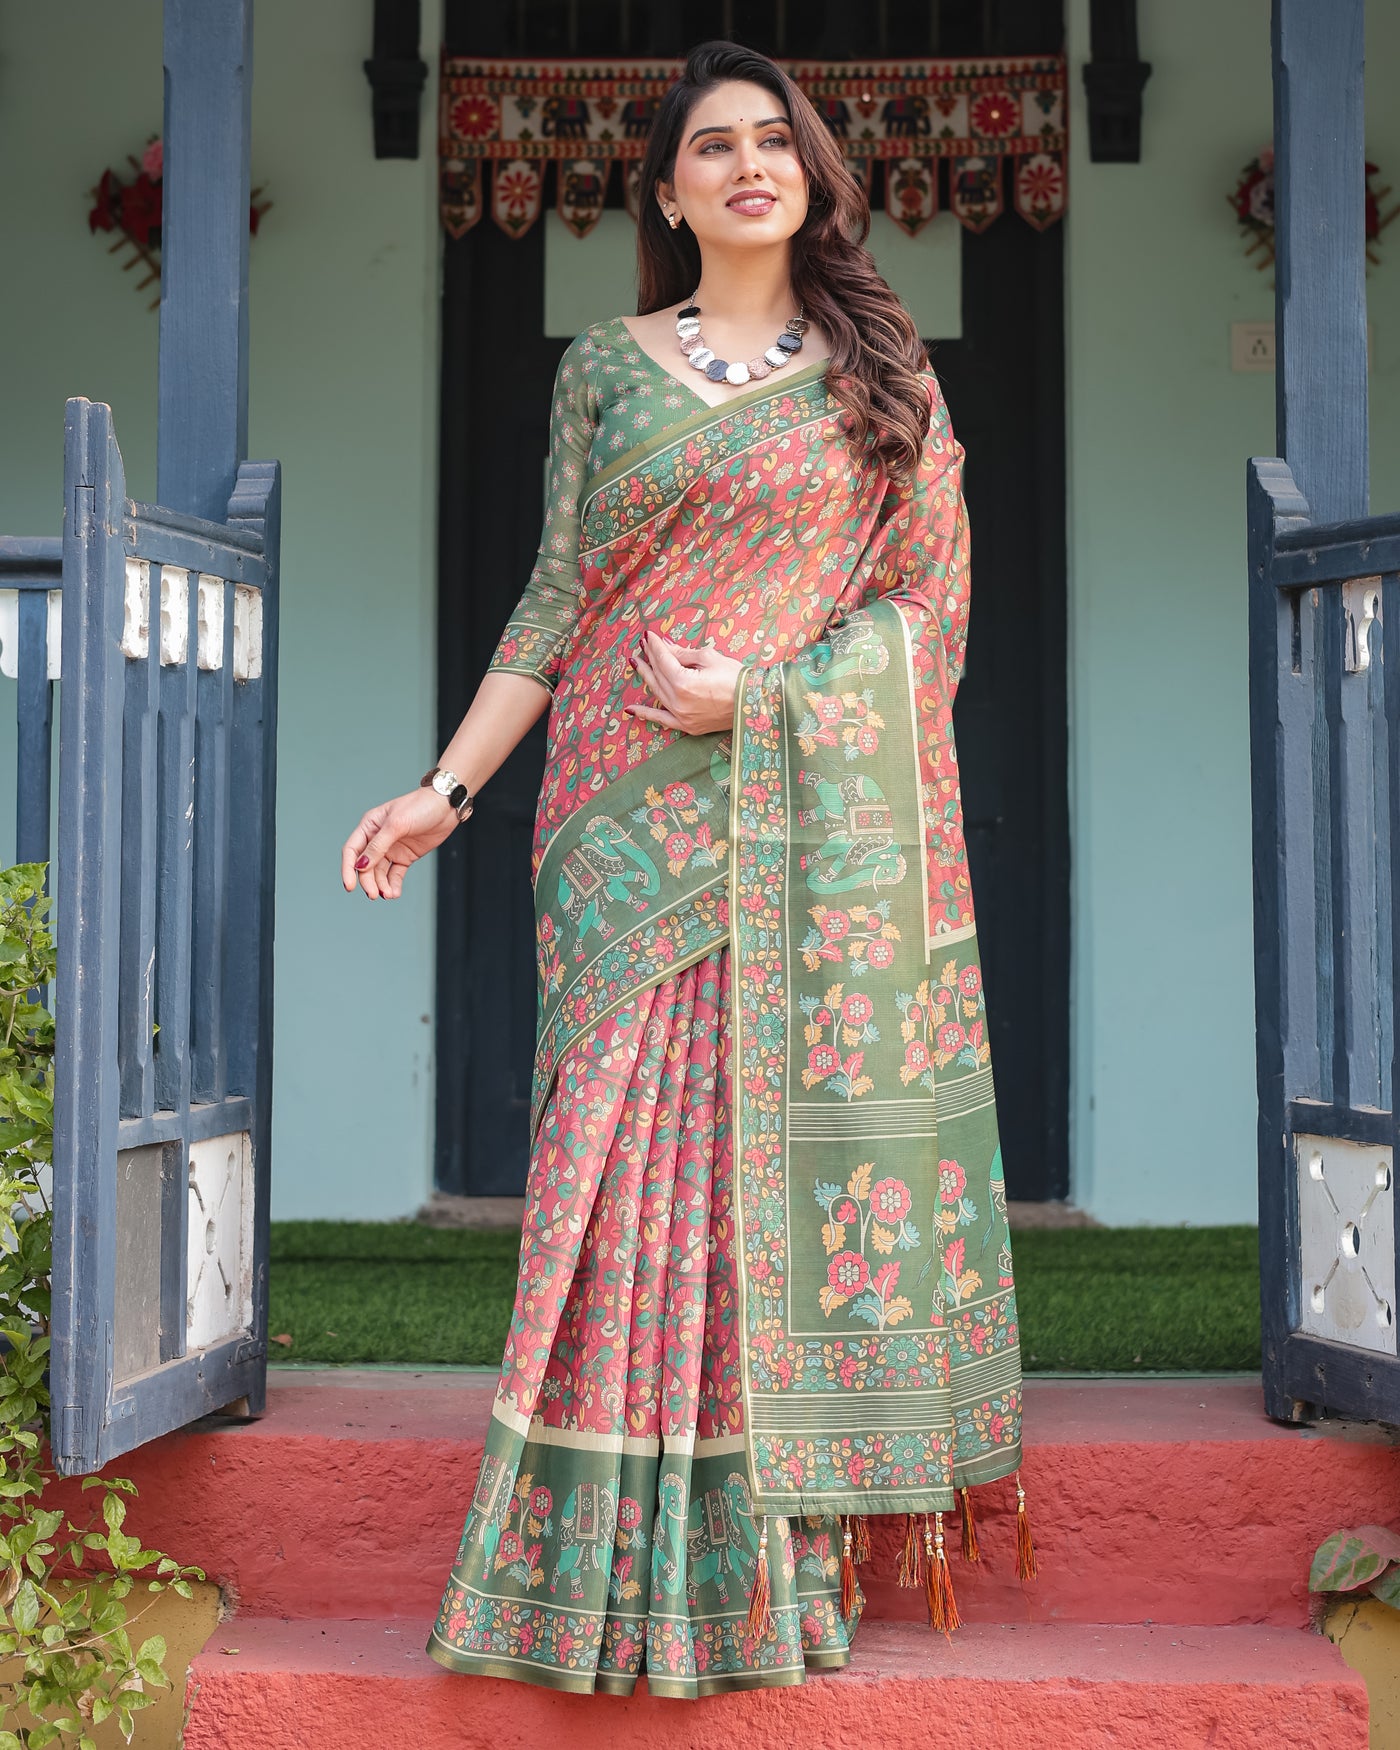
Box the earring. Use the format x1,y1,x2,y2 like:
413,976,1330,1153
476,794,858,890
667,208,680,230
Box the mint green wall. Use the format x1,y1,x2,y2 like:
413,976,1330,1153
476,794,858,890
1064,0,1400,1223
0,0,444,1221
4,2,1399,1225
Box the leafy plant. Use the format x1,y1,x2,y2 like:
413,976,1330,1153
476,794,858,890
1310,1523,1400,1621
0,865,203,1747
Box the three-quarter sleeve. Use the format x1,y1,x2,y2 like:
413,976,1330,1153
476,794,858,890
485,338,598,694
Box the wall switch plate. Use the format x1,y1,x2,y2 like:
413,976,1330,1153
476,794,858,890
1231,320,1373,373
1231,321,1276,371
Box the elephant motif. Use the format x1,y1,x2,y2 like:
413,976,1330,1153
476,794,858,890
685,1472,760,1606
795,619,890,686
549,1481,618,1600
955,156,999,209
882,94,931,136
470,1452,514,1568
562,166,606,208
621,96,659,138
556,815,661,957
542,95,591,137
797,771,907,894
816,97,851,137
652,1471,689,1598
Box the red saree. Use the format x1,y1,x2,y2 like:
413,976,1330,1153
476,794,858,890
428,319,1029,1697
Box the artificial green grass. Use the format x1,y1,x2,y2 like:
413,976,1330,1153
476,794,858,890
266,1220,1262,1374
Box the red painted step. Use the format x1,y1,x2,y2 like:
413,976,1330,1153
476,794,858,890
181,1616,1368,1749
83,1372,1400,1630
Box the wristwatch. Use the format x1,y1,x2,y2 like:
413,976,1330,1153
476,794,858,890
420,766,475,823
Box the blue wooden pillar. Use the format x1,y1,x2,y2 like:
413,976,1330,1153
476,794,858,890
158,0,253,523
1272,0,1368,523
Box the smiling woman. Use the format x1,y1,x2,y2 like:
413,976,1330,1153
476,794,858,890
344,37,1034,1702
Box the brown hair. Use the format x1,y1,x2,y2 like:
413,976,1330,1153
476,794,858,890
635,40,932,481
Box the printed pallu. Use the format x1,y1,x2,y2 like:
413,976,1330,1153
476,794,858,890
429,324,1029,1697
439,56,1068,239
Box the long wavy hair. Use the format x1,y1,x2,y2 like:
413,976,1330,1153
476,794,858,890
635,41,931,480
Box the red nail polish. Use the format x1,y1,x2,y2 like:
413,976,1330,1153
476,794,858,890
355,854,369,870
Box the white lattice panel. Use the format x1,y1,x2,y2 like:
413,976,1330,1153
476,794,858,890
1296,1133,1396,1355
186,1131,253,1351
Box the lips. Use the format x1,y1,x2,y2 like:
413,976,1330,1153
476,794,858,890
727,192,776,215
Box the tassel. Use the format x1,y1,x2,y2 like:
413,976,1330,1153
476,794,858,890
1015,1471,1039,1582
896,1511,922,1588
851,1512,872,1564
959,1486,981,1564
839,1519,858,1618
746,1517,773,1637
923,1512,961,1636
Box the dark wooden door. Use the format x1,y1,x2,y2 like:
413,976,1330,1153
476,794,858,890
436,0,1068,1200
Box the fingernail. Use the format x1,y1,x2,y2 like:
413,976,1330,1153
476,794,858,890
355,854,369,870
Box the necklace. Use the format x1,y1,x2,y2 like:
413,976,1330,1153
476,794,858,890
675,296,807,388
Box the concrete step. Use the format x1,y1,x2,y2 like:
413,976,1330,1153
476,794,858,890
180,1616,1369,1749
81,1373,1400,1627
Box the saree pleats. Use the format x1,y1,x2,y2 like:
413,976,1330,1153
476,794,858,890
428,951,862,1696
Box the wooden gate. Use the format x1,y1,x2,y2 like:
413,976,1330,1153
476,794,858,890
1250,0,1399,1425
43,400,281,1474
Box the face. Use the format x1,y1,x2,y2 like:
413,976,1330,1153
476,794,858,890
658,79,809,251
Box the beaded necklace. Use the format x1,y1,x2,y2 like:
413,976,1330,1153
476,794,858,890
675,297,807,388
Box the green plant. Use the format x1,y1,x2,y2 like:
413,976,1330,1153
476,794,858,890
1310,1524,1400,1620
0,865,202,1747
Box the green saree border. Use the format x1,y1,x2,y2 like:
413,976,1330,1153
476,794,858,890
583,350,832,507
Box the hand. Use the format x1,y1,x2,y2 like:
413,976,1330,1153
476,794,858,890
628,629,745,736
341,786,459,900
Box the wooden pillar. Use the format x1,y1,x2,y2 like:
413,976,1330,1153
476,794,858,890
1272,0,1368,526
158,0,253,523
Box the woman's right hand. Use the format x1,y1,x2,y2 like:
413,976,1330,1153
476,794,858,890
340,787,459,900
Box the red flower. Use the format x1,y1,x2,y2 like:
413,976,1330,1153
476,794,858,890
959,966,982,996
820,910,850,941
904,1039,930,1072
808,1043,840,1077
856,727,880,755
938,1021,967,1054
971,91,1020,137
530,1485,552,1517
841,992,874,1026
120,172,163,247
451,94,501,139
938,1159,966,1203
498,1530,522,1562
828,1251,869,1294
871,1177,912,1222
664,781,695,807
617,1495,642,1530
867,940,895,969
664,831,694,863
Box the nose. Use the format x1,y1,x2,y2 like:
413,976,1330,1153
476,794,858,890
732,134,767,181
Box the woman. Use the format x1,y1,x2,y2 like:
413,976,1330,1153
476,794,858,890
341,40,1033,1699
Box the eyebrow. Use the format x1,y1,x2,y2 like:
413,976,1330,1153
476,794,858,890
686,115,790,145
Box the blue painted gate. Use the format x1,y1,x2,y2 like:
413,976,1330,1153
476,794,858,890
1251,0,1400,1426
42,400,281,1473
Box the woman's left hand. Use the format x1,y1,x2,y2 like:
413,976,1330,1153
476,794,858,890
628,629,745,736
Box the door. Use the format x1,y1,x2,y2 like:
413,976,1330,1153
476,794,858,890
1251,0,1400,1425
435,0,1069,1202
49,399,281,1475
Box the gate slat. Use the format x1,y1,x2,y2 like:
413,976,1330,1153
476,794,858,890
52,401,128,1471
190,578,235,1103
118,579,159,1120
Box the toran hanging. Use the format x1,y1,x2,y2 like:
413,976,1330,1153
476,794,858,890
439,57,1067,242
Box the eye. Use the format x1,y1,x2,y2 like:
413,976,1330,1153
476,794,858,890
699,139,730,154
761,132,791,147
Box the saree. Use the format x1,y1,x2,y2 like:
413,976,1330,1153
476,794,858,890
428,320,1028,1698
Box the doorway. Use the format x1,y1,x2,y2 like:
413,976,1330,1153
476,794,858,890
434,0,1069,1201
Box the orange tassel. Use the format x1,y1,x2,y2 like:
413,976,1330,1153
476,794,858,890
839,1519,858,1618
1015,1472,1039,1582
959,1486,981,1563
896,1511,922,1587
923,1513,961,1636
746,1517,773,1637
851,1512,872,1564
